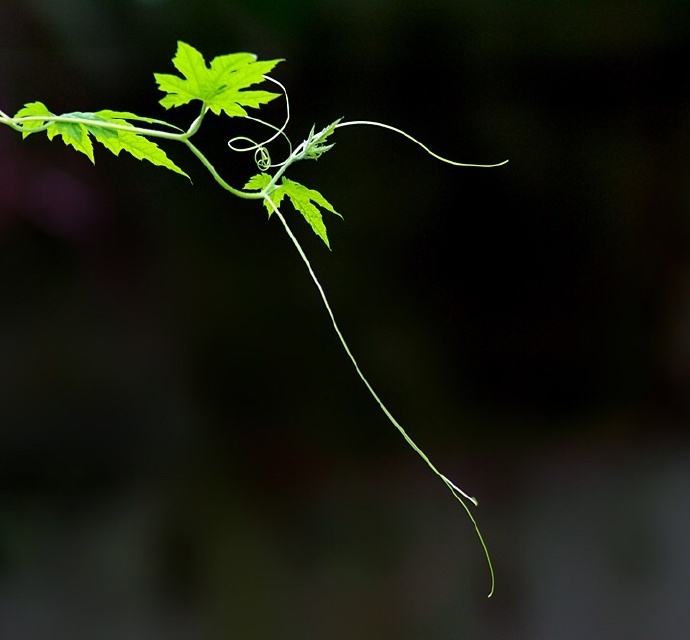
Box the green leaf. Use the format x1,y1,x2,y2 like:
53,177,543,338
15,103,95,162
244,173,285,217
48,120,95,162
154,41,282,117
12,104,188,177
302,119,342,160
245,174,341,245
13,101,53,138
282,178,341,248
79,112,188,177
92,125,189,178
243,173,272,191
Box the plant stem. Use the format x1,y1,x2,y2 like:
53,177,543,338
264,193,495,598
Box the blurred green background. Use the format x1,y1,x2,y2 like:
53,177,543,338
2,1,690,638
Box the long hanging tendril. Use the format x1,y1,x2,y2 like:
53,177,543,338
263,192,495,596
225,78,503,597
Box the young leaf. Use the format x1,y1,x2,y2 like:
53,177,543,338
243,172,272,192
244,173,285,217
245,174,340,245
281,178,341,248
13,101,53,138
302,119,342,160
154,41,282,117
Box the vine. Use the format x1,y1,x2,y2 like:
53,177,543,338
1,41,507,596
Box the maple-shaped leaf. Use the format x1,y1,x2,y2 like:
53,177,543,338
281,178,341,248
243,173,272,192
13,101,54,137
245,174,341,248
15,102,95,160
12,103,189,177
154,41,282,117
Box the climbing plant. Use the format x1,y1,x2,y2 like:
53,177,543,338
1,41,506,595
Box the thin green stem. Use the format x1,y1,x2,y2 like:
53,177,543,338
181,138,262,200
263,193,495,597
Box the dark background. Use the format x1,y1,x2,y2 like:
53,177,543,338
2,1,690,638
